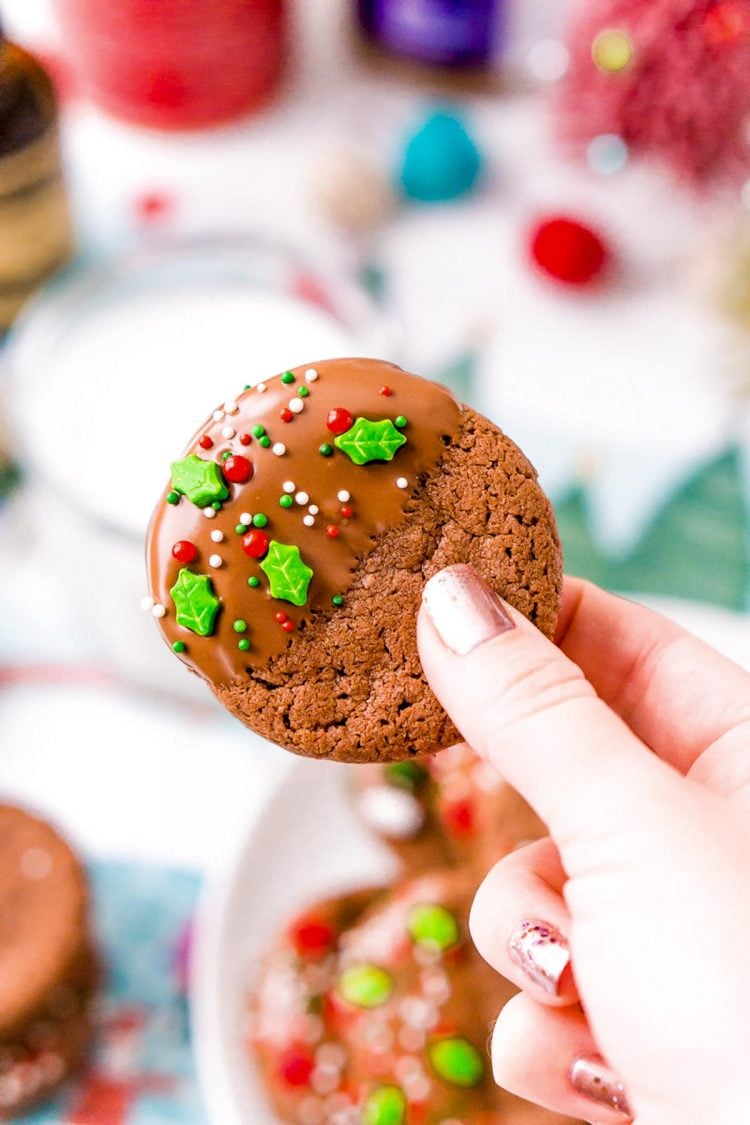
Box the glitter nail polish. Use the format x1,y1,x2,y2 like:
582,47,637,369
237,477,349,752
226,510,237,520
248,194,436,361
508,919,570,996
569,1054,632,1117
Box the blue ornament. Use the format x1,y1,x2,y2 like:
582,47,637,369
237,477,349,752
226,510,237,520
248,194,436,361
399,109,483,203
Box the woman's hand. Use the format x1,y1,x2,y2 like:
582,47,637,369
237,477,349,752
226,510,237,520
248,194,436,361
418,566,750,1125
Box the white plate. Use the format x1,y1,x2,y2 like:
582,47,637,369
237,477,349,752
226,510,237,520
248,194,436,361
191,596,750,1124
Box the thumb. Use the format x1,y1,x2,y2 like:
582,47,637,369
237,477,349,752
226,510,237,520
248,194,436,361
419,565,683,871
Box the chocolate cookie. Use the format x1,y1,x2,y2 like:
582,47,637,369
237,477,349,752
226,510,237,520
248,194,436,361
0,804,97,1118
251,872,580,1125
146,358,562,763
351,745,547,874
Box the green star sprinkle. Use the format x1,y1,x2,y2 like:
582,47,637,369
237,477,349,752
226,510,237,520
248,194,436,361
332,594,344,606
385,761,429,792
362,1086,406,1125
259,435,271,448
428,1038,484,1088
238,638,250,652
247,576,260,588
406,903,460,952
172,640,186,653
170,455,229,508
395,415,407,428
252,513,268,528
166,491,180,505
281,370,295,384
251,424,265,437
233,620,247,633
298,385,309,397
319,443,333,457
235,523,248,535
335,418,407,465
170,569,220,637
260,541,313,607
279,495,293,509
338,964,393,1009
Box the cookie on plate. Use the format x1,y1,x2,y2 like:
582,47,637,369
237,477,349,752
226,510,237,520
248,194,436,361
146,358,562,763
0,804,97,1119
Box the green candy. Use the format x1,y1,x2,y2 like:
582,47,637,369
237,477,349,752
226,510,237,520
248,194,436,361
428,1038,485,1088
221,450,232,461
235,523,248,535
170,454,229,508
238,638,250,651
233,620,247,633
395,415,407,428
332,594,344,607
252,513,268,528
335,417,406,466
259,435,272,448
384,761,428,792
319,443,333,457
170,570,220,637
406,903,459,952
298,385,309,397
362,1086,406,1125
166,491,180,505
281,370,295,384
251,424,266,437
338,964,393,1009
172,640,186,653
279,494,293,509
247,576,260,588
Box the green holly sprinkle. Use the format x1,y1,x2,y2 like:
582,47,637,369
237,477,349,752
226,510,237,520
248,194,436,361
251,424,265,437
406,903,460,952
335,418,407,465
281,370,295,384
259,435,271,448
385,761,429,792
362,1086,406,1125
238,638,250,652
298,385,309,397
247,576,260,588
279,495,293,509
170,455,229,508
319,443,333,457
332,594,344,607
338,964,393,1009
170,569,221,637
260,541,313,607
166,491,180,505
233,620,247,633
252,513,268,528
235,523,248,535
428,1038,484,1087
395,415,407,428
172,640,186,653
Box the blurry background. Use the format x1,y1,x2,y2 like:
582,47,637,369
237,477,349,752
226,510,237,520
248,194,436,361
0,0,749,1121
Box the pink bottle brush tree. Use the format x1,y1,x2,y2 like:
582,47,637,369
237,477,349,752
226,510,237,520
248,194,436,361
555,0,750,189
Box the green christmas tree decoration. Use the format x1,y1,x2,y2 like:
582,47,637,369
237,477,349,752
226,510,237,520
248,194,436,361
335,417,407,465
259,541,314,606
428,1037,485,1088
362,1086,407,1125
406,903,460,952
170,454,229,508
170,569,221,636
338,964,393,1009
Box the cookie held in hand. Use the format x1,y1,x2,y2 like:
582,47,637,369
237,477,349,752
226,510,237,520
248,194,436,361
146,358,562,762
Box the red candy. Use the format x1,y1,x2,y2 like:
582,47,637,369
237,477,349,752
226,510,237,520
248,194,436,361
290,918,335,957
280,408,293,423
379,385,392,397
340,505,353,519
281,620,294,632
279,1048,314,1088
242,530,269,559
222,455,253,484
443,799,475,837
326,407,354,435
325,524,340,539
239,433,251,446
172,540,197,563
529,216,608,287
274,611,288,623
198,435,213,450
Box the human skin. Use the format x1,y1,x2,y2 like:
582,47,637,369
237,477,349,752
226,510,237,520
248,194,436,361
418,566,750,1125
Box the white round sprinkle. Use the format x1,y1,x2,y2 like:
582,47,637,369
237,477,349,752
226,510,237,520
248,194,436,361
305,368,319,382
223,399,239,414
256,382,267,393
337,489,350,503
295,491,309,505
303,515,315,527
203,507,216,519
289,398,304,414
308,504,319,515
152,603,166,618
282,480,296,493
222,425,236,439
209,554,222,568
212,409,224,421
210,529,224,543
272,442,286,456
240,512,252,525
396,477,408,489
140,596,154,612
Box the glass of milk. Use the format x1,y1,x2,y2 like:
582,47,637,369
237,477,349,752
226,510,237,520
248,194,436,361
3,235,398,700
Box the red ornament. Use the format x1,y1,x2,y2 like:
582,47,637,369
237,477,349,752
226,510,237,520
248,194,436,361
240,433,252,446
172,540,198,564
279,1048,314,1088
281,620,295,633
280,408,293,423
325,524,340,539
443,799,475,837
340,505,354,519
379,385,393,397
222,455,253,484
290,917,335,957
326,407,354,435
242,530,269,559
274,611,288,624
198,434,214,450
529,216,608,286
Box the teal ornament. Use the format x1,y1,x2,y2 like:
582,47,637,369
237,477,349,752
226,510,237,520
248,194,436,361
399,109,483,203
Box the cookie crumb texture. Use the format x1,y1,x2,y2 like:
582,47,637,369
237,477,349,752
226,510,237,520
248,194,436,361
147,359,561,763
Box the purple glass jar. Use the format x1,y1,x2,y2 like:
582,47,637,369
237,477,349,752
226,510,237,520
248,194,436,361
357,0,504,70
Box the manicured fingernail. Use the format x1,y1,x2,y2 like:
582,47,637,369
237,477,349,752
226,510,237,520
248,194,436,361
508,919,570,996
422,565,514,656
569,1055,632,1118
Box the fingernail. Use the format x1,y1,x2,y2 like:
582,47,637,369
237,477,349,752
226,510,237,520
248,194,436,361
569,1055,632,1118
508,919,570,996
422,565,514,656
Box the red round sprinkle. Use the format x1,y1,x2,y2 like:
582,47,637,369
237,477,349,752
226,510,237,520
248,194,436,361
239,433,251,446
275,611,288,624
281,620,295,633
326,407,354,435
280,408,293,423
340,505,354,519
326,524,340,539
198,434,213,450
379,385,393,397
529,216,608,287
290,918,335,957
280,1048,314,1088
443,799,475,837
222,455,253,484
241,530,269,559
172,540,197,564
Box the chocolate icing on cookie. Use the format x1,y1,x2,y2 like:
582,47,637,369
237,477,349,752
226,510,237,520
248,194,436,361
147,358,462,684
